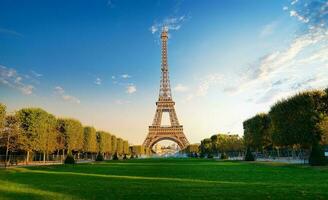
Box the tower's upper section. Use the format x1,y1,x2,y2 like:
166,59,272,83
158,27,172,101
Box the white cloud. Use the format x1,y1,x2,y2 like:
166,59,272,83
121,74,131,79
290,10,309,23
126,84,136,94
174,84,189,92
283,6,289,11
0,65,34,95
150,15,189,35
95,77,102,85
114,99,130,105
54,86,81,104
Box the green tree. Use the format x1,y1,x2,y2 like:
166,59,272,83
0,103,5,131
123,140,129,155
199,138,212,158
37,113,57,162
96,131,111,156
111,135,117,154
243,113,271,151
57,118,83,155
16,108,53,163
1,115,21,166
83,126,97,154
318,116,328,145
116,138,123,155
269,91,324,148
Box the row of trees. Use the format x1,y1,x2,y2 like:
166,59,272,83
182,134,244,158
0,104,131,164
243,88,328,165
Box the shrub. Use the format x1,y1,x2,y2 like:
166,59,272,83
112,153,119,160
309,143,327,166
244,148,255,161
220,153,228,160
64,154,75,164
207,154,214,159
123,154,127,160
96,153,104,161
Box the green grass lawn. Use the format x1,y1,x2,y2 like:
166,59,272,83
1,158,328,200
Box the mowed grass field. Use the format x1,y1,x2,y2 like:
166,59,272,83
1,158,328,200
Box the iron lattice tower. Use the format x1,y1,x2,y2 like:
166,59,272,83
143,28,189,150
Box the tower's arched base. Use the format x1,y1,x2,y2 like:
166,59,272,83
143,126,189,150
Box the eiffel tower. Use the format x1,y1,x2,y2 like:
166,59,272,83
143,28,189,150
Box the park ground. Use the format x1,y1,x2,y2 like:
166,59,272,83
1,158,328,200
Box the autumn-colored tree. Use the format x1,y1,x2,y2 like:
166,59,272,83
1,115,21,166
111,135,117,154
16,108,53,163
57,118,83,154
123,140,129,155
0,103,5,131
116,138,124,155
83,126,97,154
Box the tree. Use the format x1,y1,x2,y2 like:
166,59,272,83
96,131,112,158
0,103,5,131
269,91,324,148
318,116,328,145
1,115,21,166
16,108,52,163
111,135,117,154
199,138,212,158
38,113,57,162
243,113,271,151
211,134,244,155
116,138,123,156
123,140,129,155
57,118,83,155
83,126,97,154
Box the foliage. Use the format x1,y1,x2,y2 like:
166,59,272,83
199,138,212,157
57,118,84,152
269,91,325,147
64,153,75,164
123,140,129,155
95,153,104,161
0,115,21,152
0,103,6,130
243,113,271,150
244,148,255,161
211,134,244,155
96,131,112,154
318,116,328,145
16,108,57,161
83,126,97,153
309,143,327,166
111,135,117,154
116,138,124,155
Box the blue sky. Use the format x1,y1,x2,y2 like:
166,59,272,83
1,0,328,144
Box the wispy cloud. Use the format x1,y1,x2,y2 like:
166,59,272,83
126,84,137,94
121,74,131,79
260,21,278,37
150,15,189,35
31,70,43,78
174,84,189,92
0,28,23,37
95,77,102,85
54,86,80,104
0,65,34,95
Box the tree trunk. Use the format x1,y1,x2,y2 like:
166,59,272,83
26,151,30,164
5,134,10,168
43,151,46,163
